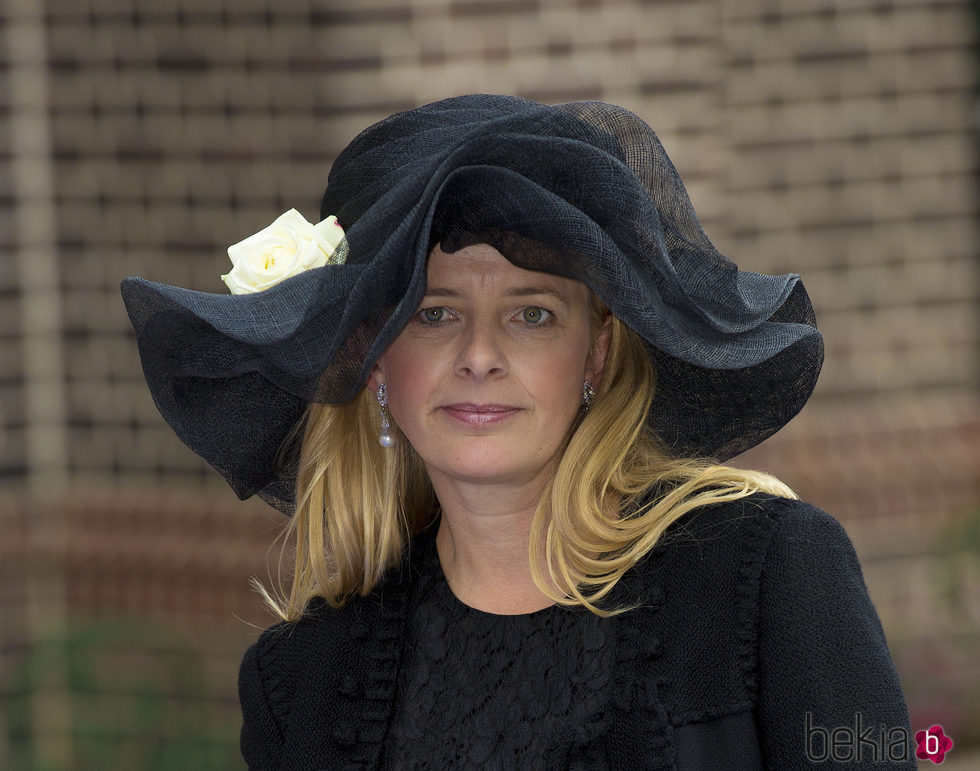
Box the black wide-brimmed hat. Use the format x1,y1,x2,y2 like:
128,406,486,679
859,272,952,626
121,94,822,514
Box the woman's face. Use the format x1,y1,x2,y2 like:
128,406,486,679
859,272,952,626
370,242,611,491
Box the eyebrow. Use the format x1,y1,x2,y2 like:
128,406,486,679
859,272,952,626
424,286,571,303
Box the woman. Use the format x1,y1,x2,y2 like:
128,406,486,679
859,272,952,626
122,95,913,768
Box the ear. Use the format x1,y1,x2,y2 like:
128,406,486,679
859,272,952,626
585,313,613,385
367,360,386,394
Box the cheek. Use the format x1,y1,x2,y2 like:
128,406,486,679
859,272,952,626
523,343,591,402
379,334,426,385
377,342,439,423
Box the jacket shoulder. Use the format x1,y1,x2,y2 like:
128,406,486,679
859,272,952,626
656,492,828,540
238,603,351,768
239,586,412,768
632,494,840,723
240,594,395,721
644,493,856,627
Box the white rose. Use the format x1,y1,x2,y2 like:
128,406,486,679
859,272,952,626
221,209,347,294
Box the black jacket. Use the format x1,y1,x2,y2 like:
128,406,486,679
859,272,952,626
239,495,914,769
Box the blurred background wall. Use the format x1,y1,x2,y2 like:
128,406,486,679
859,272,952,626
1,0,977,768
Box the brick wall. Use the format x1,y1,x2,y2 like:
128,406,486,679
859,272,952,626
2,0,977,765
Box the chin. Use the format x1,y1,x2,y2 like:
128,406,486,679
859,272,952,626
433,447,554,488
409,431,561,488
444,458,526,483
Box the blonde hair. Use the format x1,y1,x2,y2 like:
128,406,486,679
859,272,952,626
258,315,795,621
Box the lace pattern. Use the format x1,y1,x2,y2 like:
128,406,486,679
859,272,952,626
383,533,615,768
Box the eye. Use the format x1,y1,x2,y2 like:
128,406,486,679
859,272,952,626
418,306,450,324
519,306,552,325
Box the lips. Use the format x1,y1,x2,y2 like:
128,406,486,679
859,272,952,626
441,403,521,426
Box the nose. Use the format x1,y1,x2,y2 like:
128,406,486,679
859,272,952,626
454,319,507,380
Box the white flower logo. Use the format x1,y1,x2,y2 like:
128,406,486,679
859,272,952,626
221,209,347,294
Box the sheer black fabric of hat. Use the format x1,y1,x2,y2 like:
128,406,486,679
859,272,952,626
121,94,823,515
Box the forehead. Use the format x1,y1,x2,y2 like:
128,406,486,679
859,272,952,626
426,242,588,301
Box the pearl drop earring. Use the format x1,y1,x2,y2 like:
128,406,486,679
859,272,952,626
377,383,394,448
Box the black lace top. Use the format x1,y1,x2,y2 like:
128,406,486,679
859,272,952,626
382,531,614,768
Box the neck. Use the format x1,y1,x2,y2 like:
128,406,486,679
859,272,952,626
429,473,556,614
